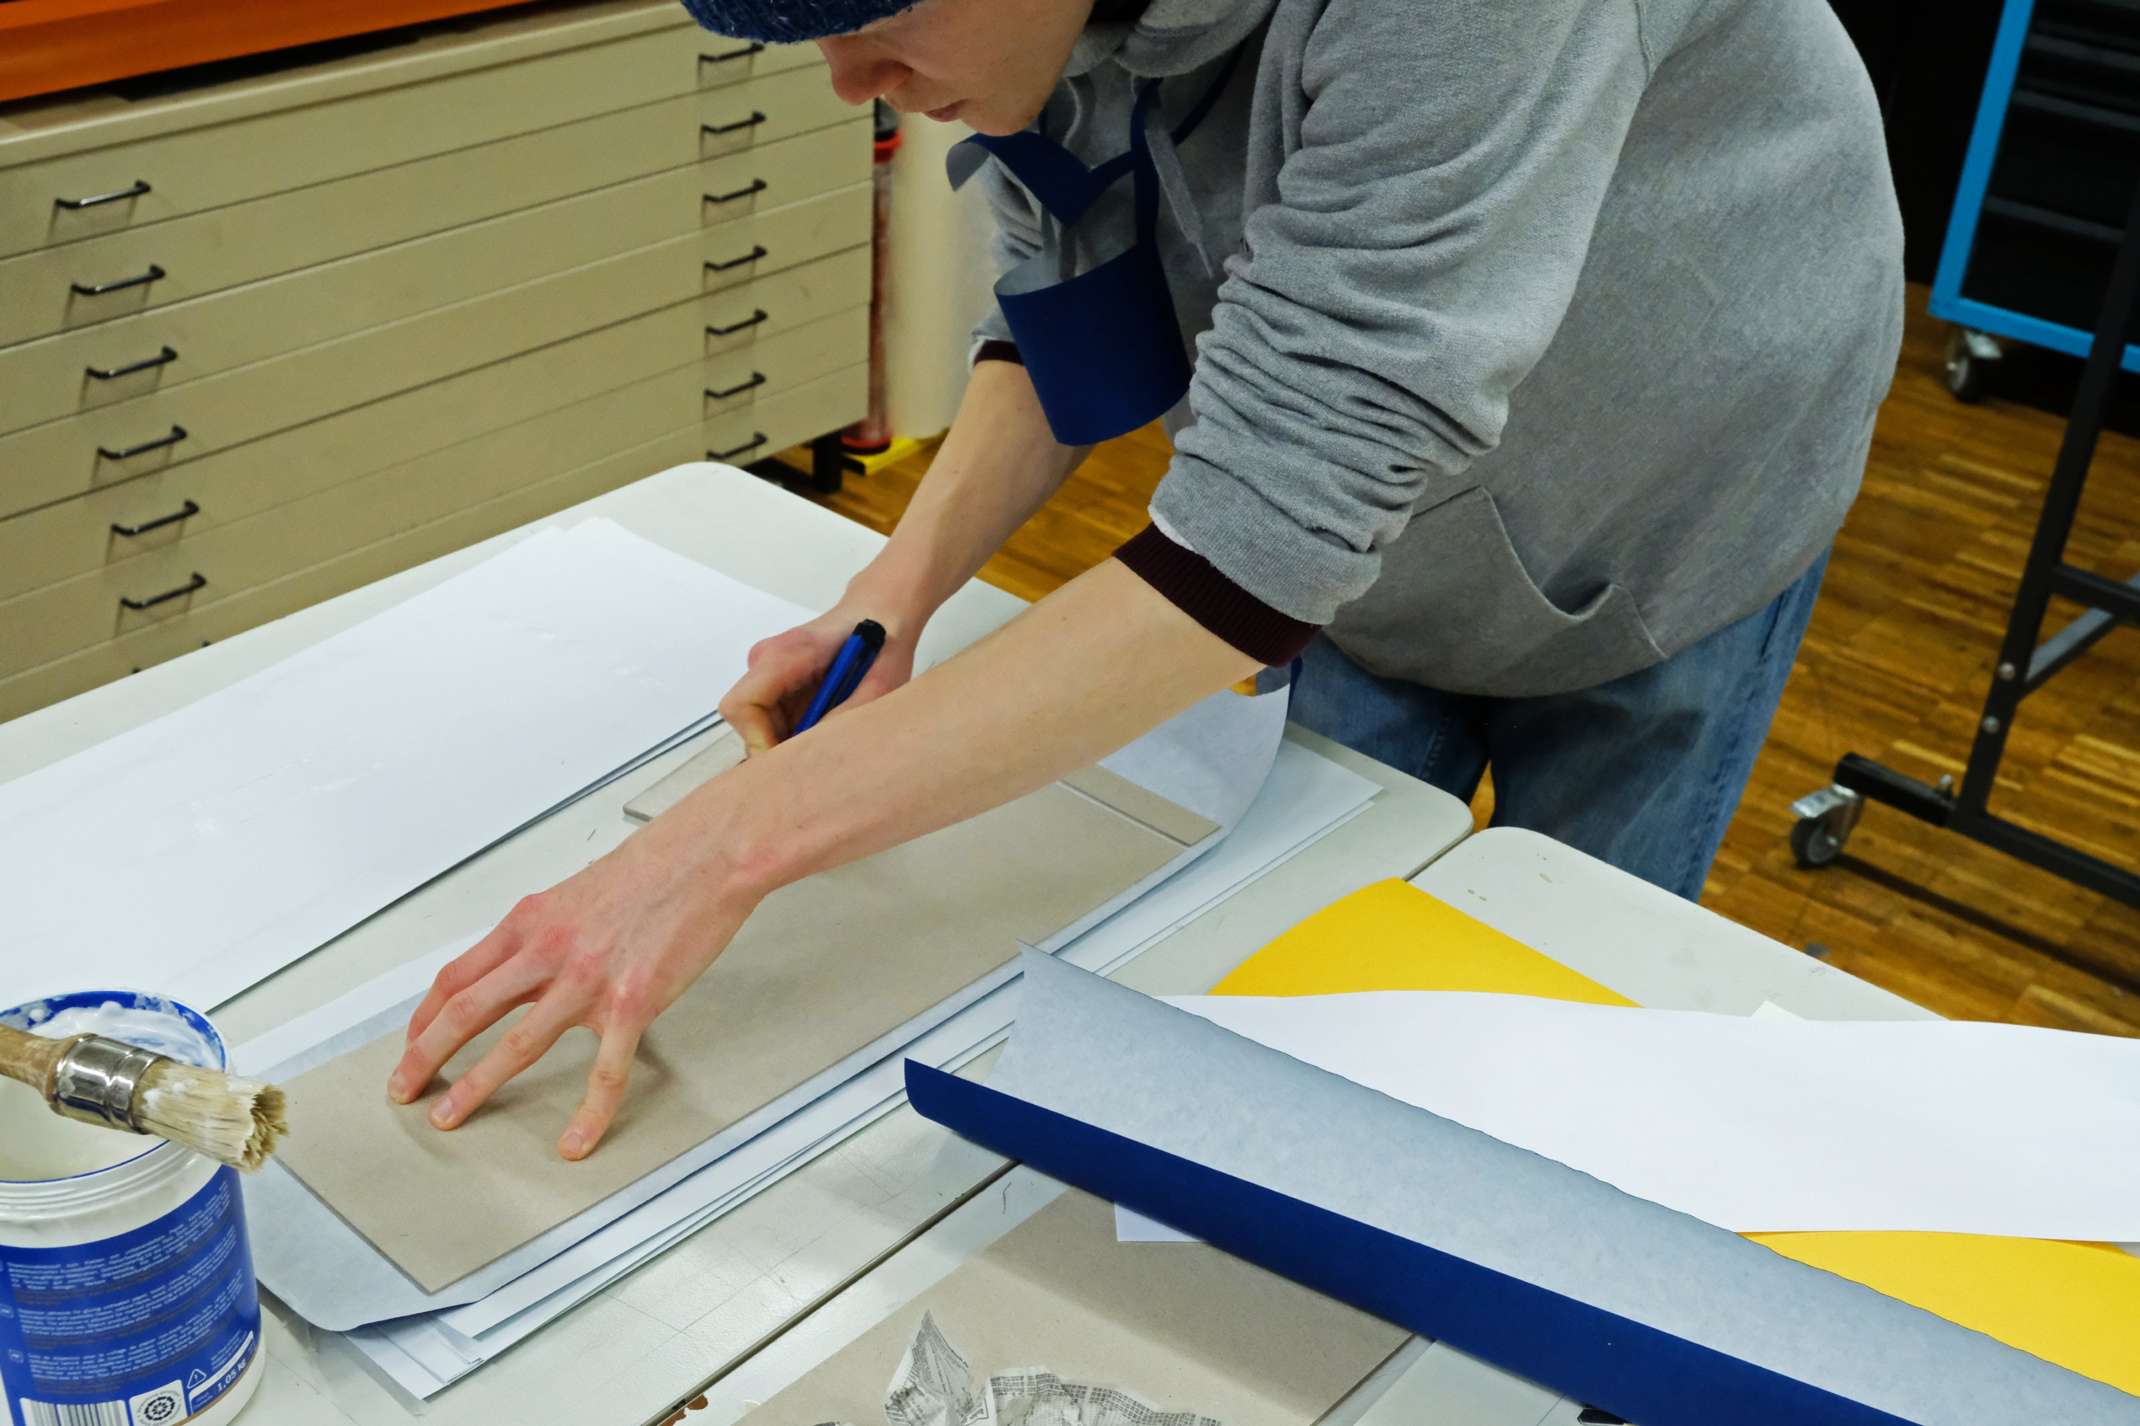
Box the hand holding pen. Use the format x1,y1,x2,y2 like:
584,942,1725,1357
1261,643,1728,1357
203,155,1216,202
720,611,908,755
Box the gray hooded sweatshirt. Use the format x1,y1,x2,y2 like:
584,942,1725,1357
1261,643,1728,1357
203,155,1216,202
967,0,1905,696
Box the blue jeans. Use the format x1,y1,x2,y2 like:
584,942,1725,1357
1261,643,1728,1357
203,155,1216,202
1290,552,1830,901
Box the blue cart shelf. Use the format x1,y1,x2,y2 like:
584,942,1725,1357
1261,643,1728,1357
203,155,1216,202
1931,0,2140,398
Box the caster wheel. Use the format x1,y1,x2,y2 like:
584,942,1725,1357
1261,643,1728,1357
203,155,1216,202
1791,813,1849,868
1943,327,1997,404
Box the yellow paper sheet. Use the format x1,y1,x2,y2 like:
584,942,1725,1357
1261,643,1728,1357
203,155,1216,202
1211,879,2140,1395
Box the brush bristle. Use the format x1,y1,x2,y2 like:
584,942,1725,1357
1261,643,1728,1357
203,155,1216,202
134,1061,290,1171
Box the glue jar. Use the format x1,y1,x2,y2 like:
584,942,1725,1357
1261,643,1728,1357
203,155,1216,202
0,991,264,1426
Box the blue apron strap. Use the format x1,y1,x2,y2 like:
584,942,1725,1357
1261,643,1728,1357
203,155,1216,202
942,49,1246,446
1129,80,1162,247
946,130,1135,227
946,45,1239,224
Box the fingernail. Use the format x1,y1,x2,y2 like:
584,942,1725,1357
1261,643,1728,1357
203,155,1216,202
388,1074,411,1103
429,1097,457,1129
560,1130,588,1159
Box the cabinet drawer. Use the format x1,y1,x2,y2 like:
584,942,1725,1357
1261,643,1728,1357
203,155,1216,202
0,305,866,631
1,116,867,431
0,364,869,722
0,253,870,602
1,183,871,518
0,319,864,675
0,80,861,350
1,30,825,259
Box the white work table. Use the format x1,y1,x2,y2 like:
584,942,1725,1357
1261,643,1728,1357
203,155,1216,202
710,827,1943,1426
0,463,1475,1426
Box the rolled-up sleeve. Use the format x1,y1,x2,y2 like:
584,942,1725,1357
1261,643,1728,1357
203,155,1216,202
1151,0,1652,626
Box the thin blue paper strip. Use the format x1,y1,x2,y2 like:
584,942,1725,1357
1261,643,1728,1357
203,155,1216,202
904,1062,1920,1426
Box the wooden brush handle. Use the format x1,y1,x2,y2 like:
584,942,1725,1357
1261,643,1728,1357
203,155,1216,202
0,1022,79,1098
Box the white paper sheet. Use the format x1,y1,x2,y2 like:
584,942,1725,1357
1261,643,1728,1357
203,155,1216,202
303,739,1379,1396
1154,989,2140,1239
0,520,810,1011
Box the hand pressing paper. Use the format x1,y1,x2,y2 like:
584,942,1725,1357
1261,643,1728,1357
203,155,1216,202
280,772,1211,1291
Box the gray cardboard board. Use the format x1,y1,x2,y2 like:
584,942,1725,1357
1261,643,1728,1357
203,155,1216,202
279,780,1210,1292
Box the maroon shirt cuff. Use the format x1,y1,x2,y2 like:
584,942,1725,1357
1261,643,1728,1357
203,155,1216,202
1115,523,1319,666
974,340,1025,367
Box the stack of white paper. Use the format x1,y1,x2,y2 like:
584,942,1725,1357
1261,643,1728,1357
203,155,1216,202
237,723,1383,1400
0,519,812,1012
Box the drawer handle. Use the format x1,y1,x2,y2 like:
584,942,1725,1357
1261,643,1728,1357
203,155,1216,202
706,372,767,400
111,499,200,538
700,41,765,64
711,433,768,461
702,111,768,137
121,571,207,611
705,178,769,206
56,179,152,211
706,245,768,274
707,308,769,337
72,264,167,298
97,425,189,462
86,345,179,382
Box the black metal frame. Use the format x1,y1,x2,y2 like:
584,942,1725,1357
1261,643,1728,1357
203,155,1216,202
1818,174,2140,911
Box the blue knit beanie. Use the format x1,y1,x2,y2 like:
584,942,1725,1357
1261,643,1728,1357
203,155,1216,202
679,0,922,42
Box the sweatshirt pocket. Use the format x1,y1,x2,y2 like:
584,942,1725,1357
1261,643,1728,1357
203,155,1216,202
1338,487,1668,697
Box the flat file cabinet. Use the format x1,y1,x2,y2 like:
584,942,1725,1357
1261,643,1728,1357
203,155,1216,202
0,0,872,722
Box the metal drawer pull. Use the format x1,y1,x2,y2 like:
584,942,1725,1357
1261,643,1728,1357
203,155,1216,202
71,264,167,297
702,111,768,137
706,372,767,400
707,309,769,337
110,499,200,538
701,41,765,64
706,245,768,274
97,425,189,461
56,179,152,211
710,433,767,461
85,346,179,382
705,178,769,206
121,571,206,611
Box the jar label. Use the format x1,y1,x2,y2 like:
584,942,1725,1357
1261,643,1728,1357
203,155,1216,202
1,1167,260,1426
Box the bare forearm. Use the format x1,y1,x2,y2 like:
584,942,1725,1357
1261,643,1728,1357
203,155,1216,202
393,506,1265,1157
850,360,1086,623
678,559,1261,898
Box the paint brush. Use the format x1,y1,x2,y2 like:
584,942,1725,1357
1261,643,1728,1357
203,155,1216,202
0,1022,288,1171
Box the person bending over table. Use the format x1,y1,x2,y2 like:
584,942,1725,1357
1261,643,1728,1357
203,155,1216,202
390,0,1905,1157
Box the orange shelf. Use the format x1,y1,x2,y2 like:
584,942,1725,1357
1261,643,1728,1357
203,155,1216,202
0,0,540,104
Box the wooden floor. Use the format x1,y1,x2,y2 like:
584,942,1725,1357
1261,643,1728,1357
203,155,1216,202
810,287,2140,1033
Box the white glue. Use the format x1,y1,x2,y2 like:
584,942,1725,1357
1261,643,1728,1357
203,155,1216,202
1,991,263,1426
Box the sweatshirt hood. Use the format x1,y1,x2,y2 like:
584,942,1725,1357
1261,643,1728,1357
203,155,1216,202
1067,0,1282,79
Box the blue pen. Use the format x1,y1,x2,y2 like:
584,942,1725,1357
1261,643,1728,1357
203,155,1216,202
793,620,887,735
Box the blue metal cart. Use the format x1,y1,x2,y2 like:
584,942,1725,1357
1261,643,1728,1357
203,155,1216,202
1930,0,2140,399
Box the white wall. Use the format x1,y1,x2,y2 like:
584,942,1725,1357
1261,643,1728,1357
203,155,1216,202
882,119,1001,441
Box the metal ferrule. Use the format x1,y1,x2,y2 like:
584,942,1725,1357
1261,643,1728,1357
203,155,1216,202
49,1034,163,1134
